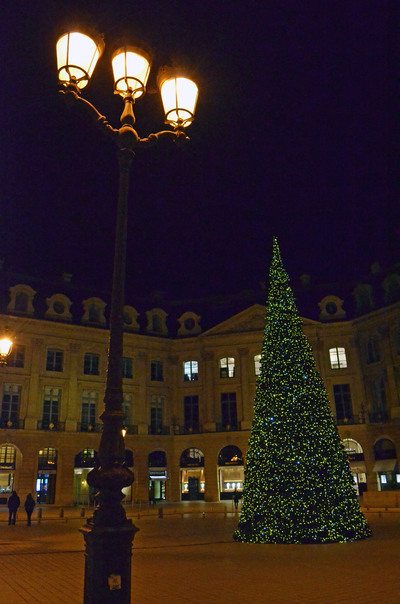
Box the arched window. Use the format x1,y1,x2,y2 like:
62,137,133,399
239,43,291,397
148,450,166,467
374,438,396,461
180,448,204,467
218,445,244,500
218,445,243,466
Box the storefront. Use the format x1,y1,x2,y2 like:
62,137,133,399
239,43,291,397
180,448,205,500
343,438,367,495
74,448,134,505
0,444,17,500
148,450,167,501
37,447,57,504
218,445,244,500
373,438,399,491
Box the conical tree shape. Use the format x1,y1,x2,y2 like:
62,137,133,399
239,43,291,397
234,238,371,544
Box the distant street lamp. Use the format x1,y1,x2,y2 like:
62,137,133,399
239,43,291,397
56,29,198,604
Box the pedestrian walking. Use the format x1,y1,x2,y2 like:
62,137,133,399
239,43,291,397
24,493,35,526
7,490,20,525
233,488,240,510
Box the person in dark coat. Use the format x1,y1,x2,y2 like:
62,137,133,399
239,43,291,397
7,490,20,525
24,493,35,526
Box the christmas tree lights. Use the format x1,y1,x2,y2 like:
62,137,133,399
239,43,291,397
234,238,371,544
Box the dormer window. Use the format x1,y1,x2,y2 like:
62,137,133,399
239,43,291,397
123,305,139,331
7,284,36,316
219,357,235,378
145,308,168,335
45,294,72,321
177,312,202,336
82,298,106,326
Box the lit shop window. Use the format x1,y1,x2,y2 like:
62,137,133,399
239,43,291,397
254,354,261,376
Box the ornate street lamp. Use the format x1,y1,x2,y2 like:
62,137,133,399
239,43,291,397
56,29,198,604
0,338,12,365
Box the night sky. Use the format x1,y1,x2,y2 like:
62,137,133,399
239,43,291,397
2,1,398,302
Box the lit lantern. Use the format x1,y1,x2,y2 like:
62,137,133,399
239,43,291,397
112,47,151,99
158,71,198,128
56,31,104,89
0,338,12,363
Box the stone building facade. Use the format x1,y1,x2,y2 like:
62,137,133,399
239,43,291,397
0,277,399,506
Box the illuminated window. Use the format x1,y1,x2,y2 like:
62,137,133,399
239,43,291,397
329,347,347,369
183,360,198,381
38,447,57,470
219,357,235,378
381,475,387,484
254,354,261,375
0,445,16,467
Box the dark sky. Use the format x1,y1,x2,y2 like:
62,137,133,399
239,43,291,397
1,1,398,301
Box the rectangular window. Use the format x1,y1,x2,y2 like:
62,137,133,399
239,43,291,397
183,360,198,382
329,347,347,369
150,396,163,434
371,377,386,413
83,353,99,375
1,384,20,428
122,357,133,379
122,394,132,426
219,357,235,378
81,391,97,429
184,395,199,432
0,445,16,467
333,384,353,422
220,392,237,429
7,345,25,368
151,361,163,381
366,338,380,364
42,387,60,428
46,349,63,372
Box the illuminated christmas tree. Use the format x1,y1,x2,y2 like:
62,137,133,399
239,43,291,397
234,238,371,544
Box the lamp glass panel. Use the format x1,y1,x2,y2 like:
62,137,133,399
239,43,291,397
112,49,150,98
161,77,198,127
0,339,12,356
57,32,101,89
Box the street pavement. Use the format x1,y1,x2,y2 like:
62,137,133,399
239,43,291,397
0,503,399,603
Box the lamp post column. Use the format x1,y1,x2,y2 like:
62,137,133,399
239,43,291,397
80,138,138,604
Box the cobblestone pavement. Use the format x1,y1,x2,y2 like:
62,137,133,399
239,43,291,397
0,506,399,603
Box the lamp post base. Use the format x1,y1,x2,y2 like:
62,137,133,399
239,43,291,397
80,520,139,604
